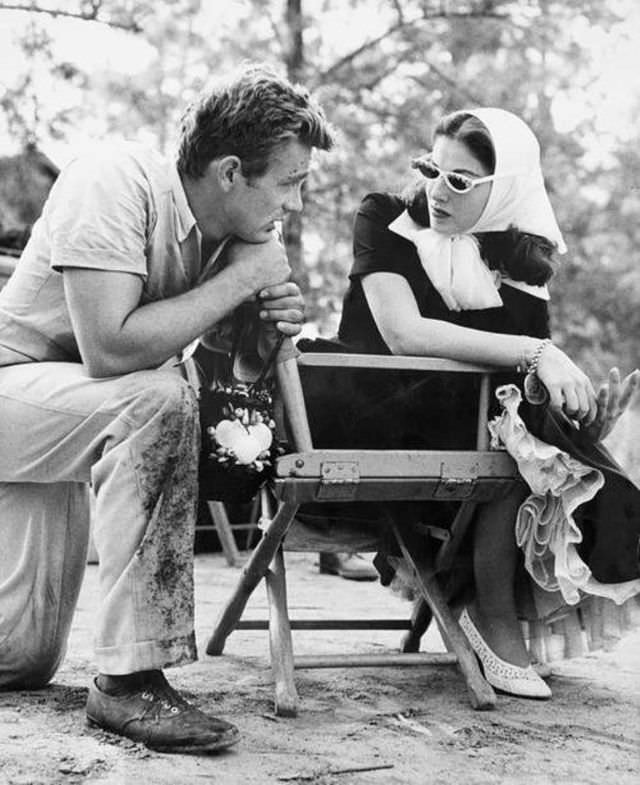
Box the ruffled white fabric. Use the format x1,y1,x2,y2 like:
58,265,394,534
389,107,564,311
489,384,640,605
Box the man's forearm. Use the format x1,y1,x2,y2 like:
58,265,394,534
67,266,257,377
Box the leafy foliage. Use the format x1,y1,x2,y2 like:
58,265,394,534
0,0,638,379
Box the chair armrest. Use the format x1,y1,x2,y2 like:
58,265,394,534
297,352,503,375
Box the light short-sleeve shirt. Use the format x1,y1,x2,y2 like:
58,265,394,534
0,142,220,366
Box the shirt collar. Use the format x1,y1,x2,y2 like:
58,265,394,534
169,163,197,242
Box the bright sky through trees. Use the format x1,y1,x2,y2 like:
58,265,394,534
0,0,639,161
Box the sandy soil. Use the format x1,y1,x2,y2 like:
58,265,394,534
1,547,639,785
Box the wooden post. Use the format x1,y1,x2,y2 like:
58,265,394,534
392,523,496,710
262,488,298,716
207,500,242,566
275,339,313,451
206,500,299,655
266,546,299,716
476,372,491,450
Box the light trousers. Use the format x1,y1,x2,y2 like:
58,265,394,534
0,362,200,688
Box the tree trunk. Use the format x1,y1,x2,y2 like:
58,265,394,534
283,0,306,287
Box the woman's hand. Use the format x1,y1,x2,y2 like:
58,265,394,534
257,281,305,337
581,367,640,442
535,343,598,424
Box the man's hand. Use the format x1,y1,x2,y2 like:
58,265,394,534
257,281,305,337
581,367,640,443
225,236,292,296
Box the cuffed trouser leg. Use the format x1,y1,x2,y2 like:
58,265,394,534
90,371,200,673
0,363,200,686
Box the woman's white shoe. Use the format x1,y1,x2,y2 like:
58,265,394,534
459,608,552,700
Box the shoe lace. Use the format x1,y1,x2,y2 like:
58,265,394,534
138,677,192,718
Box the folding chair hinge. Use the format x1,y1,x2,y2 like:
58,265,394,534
434,461,478,499
434,477,477,498
317,461,360,500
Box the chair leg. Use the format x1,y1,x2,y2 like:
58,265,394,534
434,500,477,574
392,523,496,710
401,598,432,653
206,500,299,656
265,547,298,717
207,501,242,566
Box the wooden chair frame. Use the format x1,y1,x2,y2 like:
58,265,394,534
206,346,520,715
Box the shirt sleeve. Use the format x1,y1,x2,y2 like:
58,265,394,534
350,192,416,280
496,284,551,339
46,147,153,277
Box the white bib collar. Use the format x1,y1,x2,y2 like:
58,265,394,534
388,210,549,311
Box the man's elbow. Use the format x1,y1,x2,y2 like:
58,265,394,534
83,355,124,378
81,347,141,378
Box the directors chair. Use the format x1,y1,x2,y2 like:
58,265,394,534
206,342,520,716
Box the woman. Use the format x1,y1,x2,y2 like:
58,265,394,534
329,108,640,699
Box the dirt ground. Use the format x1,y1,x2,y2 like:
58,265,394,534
1,410,639,785
1,546,639,785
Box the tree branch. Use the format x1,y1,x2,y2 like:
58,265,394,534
0,2,143,33
316,8,508,84
390,0,405,24
263,1,284,55
410,63,482,105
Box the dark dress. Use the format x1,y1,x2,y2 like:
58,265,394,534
297,192,640,591
300,192,548,454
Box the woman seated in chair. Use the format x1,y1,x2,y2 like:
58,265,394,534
303,107,640,700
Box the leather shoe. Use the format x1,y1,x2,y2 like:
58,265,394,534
459,609,552,700
86,671,240,753
318,552,378,581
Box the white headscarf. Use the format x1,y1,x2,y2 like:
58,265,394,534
388,107,566,311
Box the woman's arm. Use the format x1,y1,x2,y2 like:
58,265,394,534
362,271,598,422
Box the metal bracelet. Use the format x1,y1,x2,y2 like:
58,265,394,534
522,337,552,375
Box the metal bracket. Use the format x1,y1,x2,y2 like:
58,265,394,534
316,461,360,500
433,477,477,499
434,460,478,499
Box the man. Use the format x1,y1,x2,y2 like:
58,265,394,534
0,64,334,753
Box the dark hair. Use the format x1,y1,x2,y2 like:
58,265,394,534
177,64,335,180
433,111,496,174
401,110,554,285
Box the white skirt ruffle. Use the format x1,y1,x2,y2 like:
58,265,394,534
489,384,640,606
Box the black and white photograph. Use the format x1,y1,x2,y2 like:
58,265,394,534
1,2,639,783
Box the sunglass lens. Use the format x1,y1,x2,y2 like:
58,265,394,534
446,173,473,193
417,161,440,179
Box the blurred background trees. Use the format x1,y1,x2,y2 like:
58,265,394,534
1,0,638,379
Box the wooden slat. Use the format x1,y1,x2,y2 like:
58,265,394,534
298,352,500,374
237,619,412,631
276,449,516,479
273,477,515,504
294,653,457,669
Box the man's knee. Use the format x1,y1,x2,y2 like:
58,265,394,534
122,370,199,434
0,637,64,691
